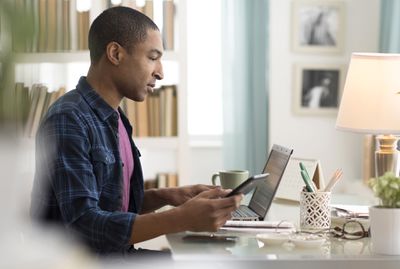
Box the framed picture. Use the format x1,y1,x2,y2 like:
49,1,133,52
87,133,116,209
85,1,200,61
293,63,345,115
292,0,345,53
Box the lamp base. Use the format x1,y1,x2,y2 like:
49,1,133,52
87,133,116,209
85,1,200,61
375,135,400,178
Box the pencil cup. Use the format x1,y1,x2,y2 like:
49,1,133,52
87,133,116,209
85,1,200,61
300,191,331,231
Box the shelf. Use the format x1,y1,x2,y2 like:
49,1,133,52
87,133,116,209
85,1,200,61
134,136,179,150
12,50,179,64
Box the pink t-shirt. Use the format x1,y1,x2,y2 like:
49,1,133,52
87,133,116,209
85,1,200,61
118,113,134,212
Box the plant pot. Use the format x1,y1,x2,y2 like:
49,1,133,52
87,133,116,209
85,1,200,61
369,206,400,255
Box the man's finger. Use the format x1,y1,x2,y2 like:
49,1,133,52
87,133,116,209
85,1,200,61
196,187,228,199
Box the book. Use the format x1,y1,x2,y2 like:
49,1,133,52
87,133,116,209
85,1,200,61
153,90,161,136
162,0,174,50
15,83,30,133
172,86,178,136
146,92,155,136
31,0,39,52
62,0,71,50
13,0,25,52
135,98,149,137
29,85,48,137
167,173,178,187
46,0,57,51
163,85,175,136
124,98,138,136
156,173,168,188
55,0,63,51
51,86,66,106
23,0,35,52
144,178,157,189
25,84,42,136
69,0,77,51
38,0,47,52
77,11,89,50
163,85,172,136
159,87,166,136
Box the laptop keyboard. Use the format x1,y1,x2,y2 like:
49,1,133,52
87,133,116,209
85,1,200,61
231,205,259,220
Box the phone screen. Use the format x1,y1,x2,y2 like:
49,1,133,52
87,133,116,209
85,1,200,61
225,173,269,197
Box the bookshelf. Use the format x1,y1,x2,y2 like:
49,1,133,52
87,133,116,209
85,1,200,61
10,0,190,187
12,51,179,63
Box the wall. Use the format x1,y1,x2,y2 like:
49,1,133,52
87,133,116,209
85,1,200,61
189,145,223,185
269,0,380,185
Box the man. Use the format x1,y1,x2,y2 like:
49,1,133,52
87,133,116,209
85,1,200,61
30,7,242,255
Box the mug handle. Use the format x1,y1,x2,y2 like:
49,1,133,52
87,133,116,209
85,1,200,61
211,173,220,186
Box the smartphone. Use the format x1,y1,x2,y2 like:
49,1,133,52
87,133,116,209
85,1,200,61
225,173,269,197
182,234,238,243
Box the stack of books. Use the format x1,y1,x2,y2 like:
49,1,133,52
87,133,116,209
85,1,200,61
15,82,65,137
144,172,179,189
121,85,178,137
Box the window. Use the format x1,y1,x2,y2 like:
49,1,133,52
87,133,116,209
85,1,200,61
187,0,223,136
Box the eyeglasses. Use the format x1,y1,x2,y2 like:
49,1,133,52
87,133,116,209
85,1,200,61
300,220,369,240
331,220,369,240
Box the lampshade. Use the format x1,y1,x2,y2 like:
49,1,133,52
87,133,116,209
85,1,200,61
336,53,400,134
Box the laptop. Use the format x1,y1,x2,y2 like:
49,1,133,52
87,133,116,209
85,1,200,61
230,144,293,221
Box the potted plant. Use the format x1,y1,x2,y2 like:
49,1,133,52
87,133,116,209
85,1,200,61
368,172,400,255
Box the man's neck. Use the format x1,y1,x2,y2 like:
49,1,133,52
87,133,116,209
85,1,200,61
86,65,121,110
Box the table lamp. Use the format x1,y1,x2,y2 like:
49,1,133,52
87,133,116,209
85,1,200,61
336,53,400,178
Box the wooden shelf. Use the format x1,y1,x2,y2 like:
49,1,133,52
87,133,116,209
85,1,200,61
135,136,179,150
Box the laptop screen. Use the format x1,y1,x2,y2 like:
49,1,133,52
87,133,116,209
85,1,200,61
248,144,293,219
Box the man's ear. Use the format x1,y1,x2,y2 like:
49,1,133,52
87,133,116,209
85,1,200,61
106,42,123,66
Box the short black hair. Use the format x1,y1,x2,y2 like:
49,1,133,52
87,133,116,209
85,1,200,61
88,6,159,63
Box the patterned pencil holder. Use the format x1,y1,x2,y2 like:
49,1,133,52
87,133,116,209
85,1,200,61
300,191,331,231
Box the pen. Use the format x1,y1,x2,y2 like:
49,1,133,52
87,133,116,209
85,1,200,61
299,162,317,192
300,170,316,192
324,169,343,192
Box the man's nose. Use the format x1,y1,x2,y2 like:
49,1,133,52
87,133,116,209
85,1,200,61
155,62,164,80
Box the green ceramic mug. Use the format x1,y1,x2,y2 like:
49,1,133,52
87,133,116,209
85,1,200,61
211,170,249,189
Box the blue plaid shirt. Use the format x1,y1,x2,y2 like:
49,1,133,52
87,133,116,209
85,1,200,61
31,77,144,254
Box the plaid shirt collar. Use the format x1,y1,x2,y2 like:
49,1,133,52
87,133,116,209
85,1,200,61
76,76,117,122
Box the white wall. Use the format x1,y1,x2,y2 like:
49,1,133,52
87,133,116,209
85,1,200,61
269,0,380,184
189,146,223,185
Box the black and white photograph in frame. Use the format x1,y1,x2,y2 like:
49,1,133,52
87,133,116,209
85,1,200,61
293,64,345,116
292,0,345,53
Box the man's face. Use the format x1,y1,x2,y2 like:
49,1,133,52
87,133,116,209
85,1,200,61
117,29,164,102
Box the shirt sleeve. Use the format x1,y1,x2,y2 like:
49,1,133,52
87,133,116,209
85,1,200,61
36,109,136,253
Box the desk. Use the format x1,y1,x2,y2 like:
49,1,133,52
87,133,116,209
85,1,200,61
165,198,400,269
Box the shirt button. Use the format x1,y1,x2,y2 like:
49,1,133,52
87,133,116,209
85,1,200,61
122,162,125,167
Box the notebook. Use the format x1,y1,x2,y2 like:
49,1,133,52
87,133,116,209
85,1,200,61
228,144,294,221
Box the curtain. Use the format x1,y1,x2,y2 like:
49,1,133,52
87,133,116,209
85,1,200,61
380,0,400,52
221,0,269,175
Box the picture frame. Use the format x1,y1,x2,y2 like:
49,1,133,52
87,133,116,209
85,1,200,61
293,63,345,116
291,0,345,53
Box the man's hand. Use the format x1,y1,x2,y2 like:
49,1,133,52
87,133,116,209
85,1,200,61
165,184,218,206
141,184,219,213
175,188,243,232
130,188,242,244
